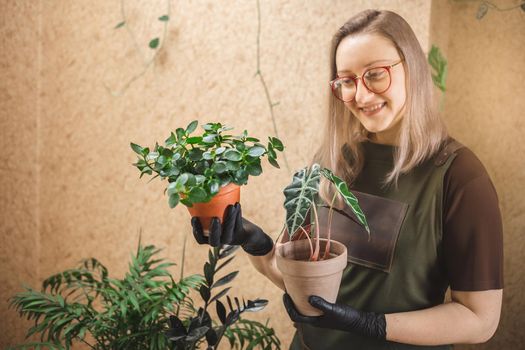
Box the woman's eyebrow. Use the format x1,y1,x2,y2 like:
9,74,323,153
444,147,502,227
337,59,395,75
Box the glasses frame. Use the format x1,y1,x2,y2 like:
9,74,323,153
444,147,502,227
329,60,404,102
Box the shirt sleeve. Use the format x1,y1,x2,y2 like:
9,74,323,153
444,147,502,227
442,147,504,291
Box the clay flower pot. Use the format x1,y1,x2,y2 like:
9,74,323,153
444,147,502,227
186,183,240,236
276,238,347,316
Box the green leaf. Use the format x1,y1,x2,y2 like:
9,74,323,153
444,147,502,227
223,149,242,161
270,137,284,151
188,148,204,161
187,136,203,144
246,137,260,142
149,37,160,49
158,15,170,22
247,146,266,157
246,163,262,176
188,187,207,203
130,142,143,155
115,21,125,29
234,169,248,184
203,134,217,143
320,168,370,234
203,151,214,160
225,161,240,171
209,180,220,195
165,132,177,146
212,161,227,174
186,120,198,134
215,147,226,155
168,193,180,208
283,164,321,239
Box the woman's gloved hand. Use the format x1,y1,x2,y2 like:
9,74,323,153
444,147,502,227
191,203,274,256
283,293,387,339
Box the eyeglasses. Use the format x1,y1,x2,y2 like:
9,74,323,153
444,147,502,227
329,60,404,102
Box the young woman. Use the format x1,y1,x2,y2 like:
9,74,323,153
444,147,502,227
191,9,503,349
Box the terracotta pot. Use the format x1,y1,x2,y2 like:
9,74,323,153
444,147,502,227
186,183,240,236
275,238,347,316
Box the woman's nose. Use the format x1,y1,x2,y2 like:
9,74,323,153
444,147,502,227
354,80,375,104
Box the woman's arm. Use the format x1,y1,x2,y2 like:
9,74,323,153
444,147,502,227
386,289,502,345
246,244,286,291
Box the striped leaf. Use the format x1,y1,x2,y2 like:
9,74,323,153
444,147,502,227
283,164,321,239
320,168,370,234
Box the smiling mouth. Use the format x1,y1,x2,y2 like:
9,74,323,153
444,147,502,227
359,102,386,115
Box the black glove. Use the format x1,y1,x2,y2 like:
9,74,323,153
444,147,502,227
283,293,387,340
191,203,274,256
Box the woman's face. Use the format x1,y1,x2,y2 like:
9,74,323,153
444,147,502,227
335,33,407,144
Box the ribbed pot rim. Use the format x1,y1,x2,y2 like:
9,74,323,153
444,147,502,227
275,238,348,277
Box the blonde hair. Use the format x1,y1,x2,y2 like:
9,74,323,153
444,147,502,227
313,9,448,207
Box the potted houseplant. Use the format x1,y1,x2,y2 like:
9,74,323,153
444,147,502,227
275,163,370,316
8,240,281,349
131,120,284,234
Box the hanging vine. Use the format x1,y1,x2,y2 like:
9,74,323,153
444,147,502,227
255,0,291,173
105,0,171,97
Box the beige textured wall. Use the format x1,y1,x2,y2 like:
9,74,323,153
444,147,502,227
0,0,41,343
432,1,525,349
1,0,522,349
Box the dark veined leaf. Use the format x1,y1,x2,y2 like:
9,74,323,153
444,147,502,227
215,255,235,274
216,300,227,325
212,271,238,289
149,37,160,49
244,298,268,312
204,262,213,286
158,15,170,22
218,245,239,259
283,164,321,239
209,286,231,304
320,168,370,234
199,285,210,302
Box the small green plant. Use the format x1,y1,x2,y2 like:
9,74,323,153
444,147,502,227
8,241,280,349
282,164,369,261
131,121,284,209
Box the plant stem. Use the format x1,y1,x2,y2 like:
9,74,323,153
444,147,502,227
323,191,338,260
310,204,320,261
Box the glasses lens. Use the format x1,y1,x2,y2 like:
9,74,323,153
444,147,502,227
331,77,356,102
363,67,390,94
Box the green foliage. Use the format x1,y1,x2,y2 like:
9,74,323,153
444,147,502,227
131,121,284,209
428,45,447,93
283,164,369,241
8,243,280,350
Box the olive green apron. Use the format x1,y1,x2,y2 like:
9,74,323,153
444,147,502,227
289,140,462,350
